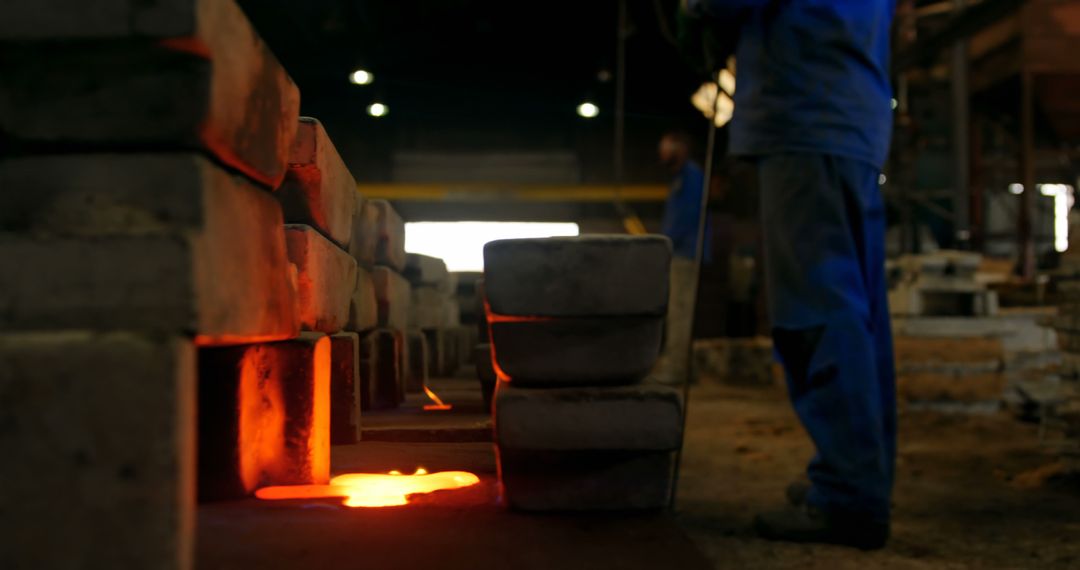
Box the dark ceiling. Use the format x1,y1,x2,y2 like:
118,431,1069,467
237,0,708,183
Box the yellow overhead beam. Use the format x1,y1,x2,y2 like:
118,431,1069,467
357,183,668,202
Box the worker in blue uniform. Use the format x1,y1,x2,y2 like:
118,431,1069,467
655,131,711,386
681,0,897,549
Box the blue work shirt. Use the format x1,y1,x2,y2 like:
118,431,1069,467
661,160,712,261
702,0,895,168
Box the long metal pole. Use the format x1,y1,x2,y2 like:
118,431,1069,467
670,73,721,508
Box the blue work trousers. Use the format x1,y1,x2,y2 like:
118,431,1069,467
758,153,896,523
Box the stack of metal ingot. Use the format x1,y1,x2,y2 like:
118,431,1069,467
356,200,411,411
404,253,459,392
889,250,998,317
484,236,682,510
0,0,308,566
0,1,413,564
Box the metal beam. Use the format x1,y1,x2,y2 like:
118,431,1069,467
357,183,669,202
951,0,971,243
894,0,1023,70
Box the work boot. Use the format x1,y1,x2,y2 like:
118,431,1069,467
753,505,889,550
785,480,810,506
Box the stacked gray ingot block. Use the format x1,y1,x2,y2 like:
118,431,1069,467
369,199,407,271
485,236,671,384
275,115,380,447
0,0,300,190
366,208,411,405
0,333,196,570
0,155,299,340
496,384,684,510
0,2,301,567
278,118,357,248
484,235,680,510
284,224,357,334
404,253,458,384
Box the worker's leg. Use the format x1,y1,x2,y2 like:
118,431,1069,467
757,154,895,525
655,256,697,385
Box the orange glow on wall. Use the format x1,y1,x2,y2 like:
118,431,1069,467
238,347,286,492
422,386,452,411
255,468,480,507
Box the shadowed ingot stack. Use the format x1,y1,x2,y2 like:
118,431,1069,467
484,235,682,510
363,200,412,410
0,0,303,567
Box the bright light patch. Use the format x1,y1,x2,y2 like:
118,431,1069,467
256,469,480,508
405,222,580,272
349,69,374,85
367,102,388,117
577,102,599,118
1040,184,1074,253
1009,183,1025,195
878,174,887,185
891,98,898,110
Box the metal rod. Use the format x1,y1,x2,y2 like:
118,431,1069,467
670,71,721,508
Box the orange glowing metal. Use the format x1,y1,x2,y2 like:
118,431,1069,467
255,468,480,507
423,386,452,411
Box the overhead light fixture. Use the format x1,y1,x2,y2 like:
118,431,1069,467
367,102,388,117
577,102,599,118
1009,183,1024,195
349,69,374,85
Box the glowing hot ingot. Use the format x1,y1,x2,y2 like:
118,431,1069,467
255,468,480,507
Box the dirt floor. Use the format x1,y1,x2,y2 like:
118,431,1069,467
679,384,1080,569
198,375,1080,569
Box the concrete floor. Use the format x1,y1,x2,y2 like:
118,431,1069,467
198,374,1080,569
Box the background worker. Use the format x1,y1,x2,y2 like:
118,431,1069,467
656,130,711,386
680,0,898,550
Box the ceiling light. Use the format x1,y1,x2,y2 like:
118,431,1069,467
367,102,388,117
349,69,374,85
577,102,599,118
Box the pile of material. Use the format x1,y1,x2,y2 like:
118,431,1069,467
889,251,999,317
484,236,682,510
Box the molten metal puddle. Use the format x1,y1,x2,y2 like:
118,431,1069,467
255,468,480,507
